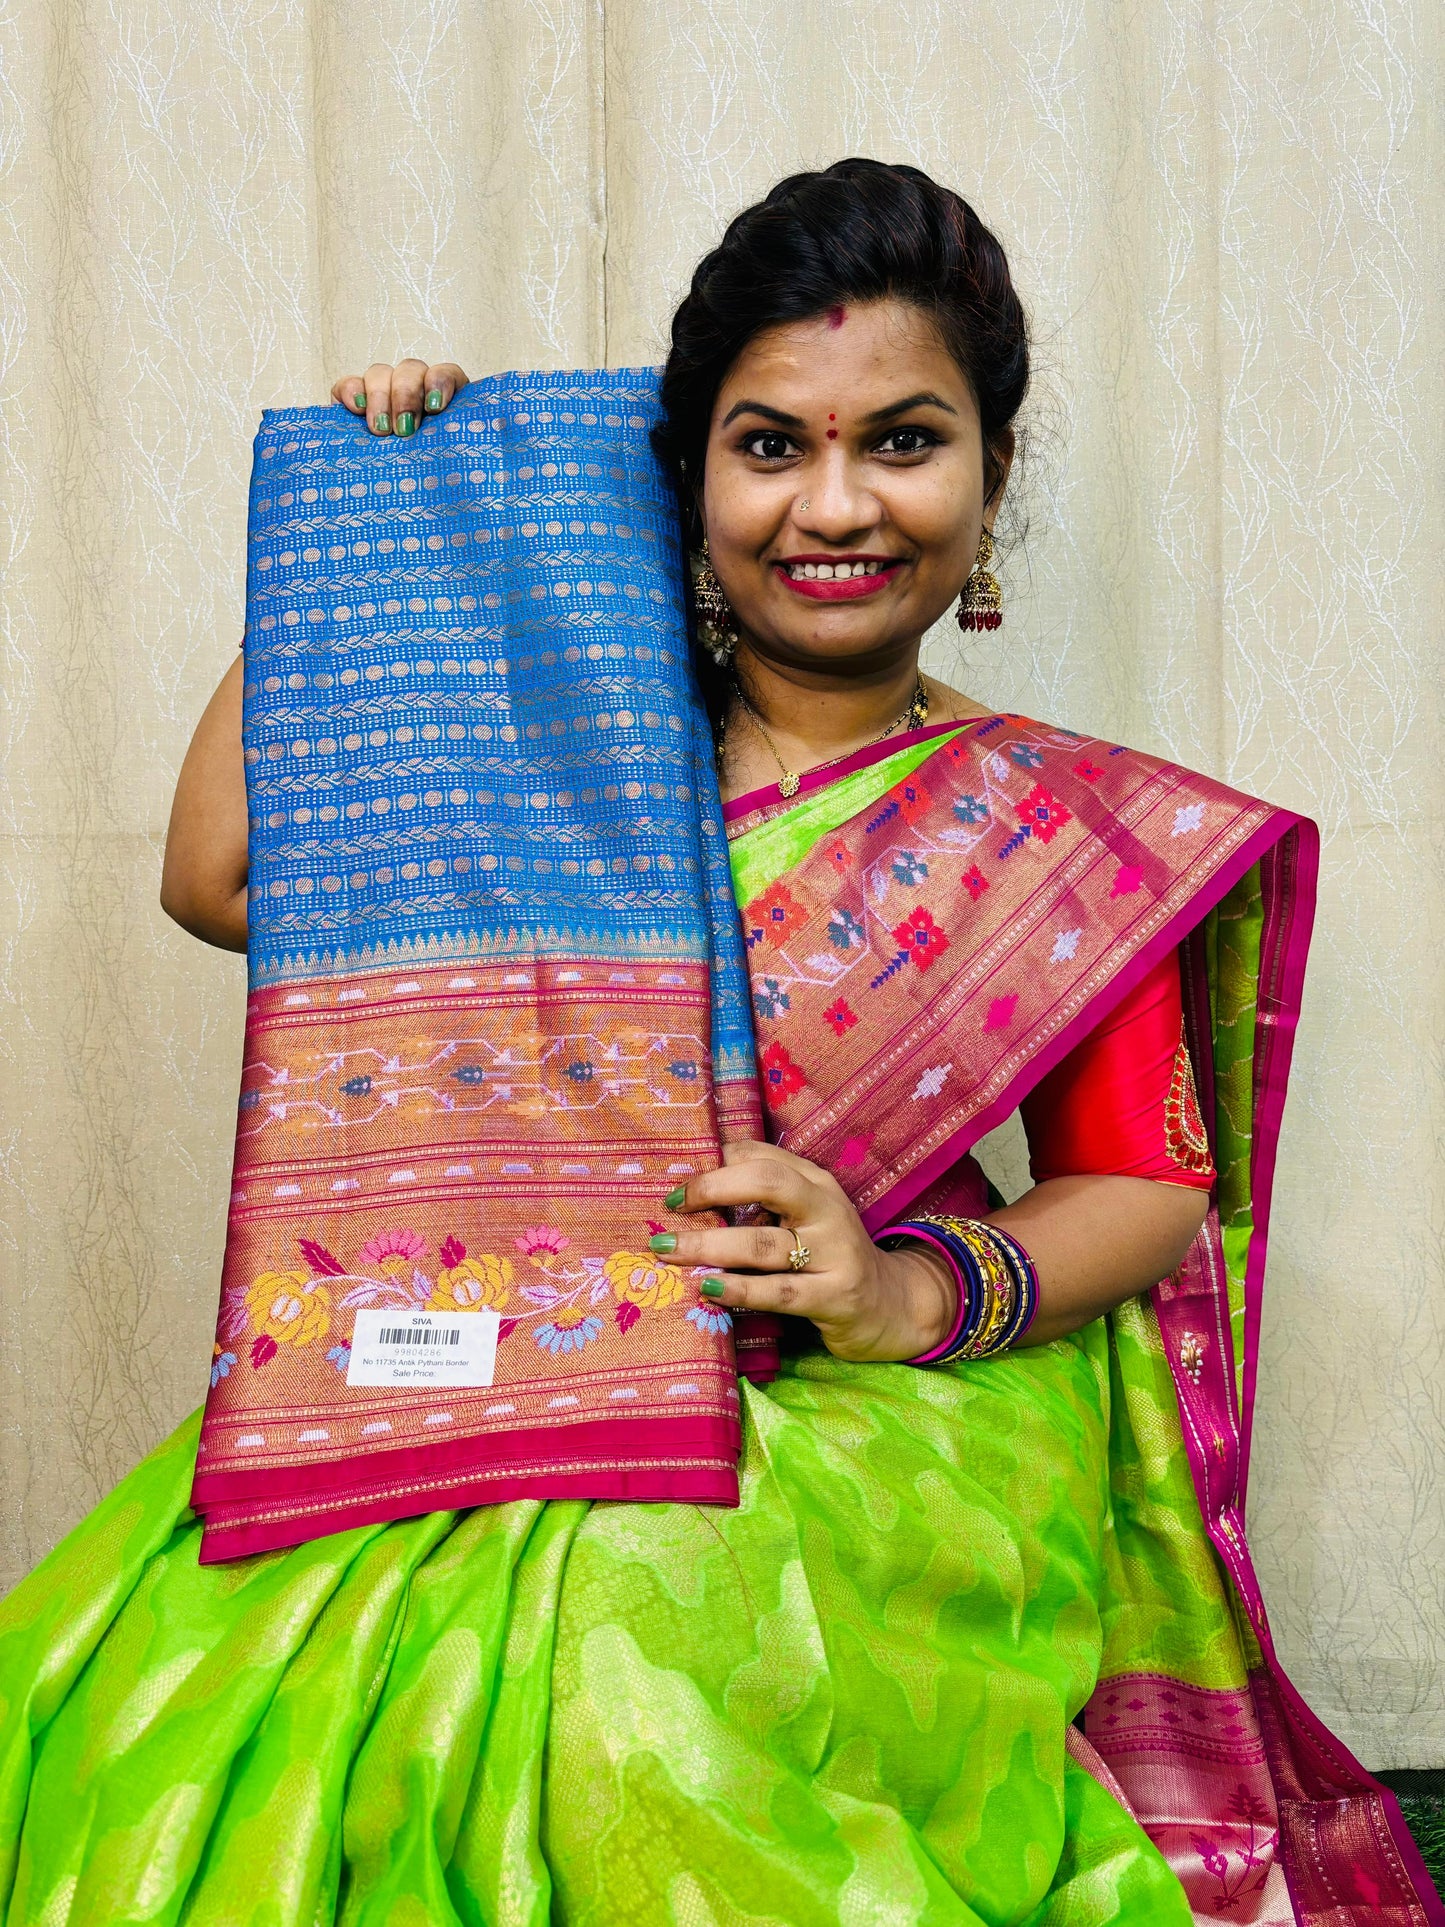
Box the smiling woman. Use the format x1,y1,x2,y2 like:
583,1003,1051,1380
0,159,1434,1926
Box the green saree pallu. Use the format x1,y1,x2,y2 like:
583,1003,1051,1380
0,373,1437,1926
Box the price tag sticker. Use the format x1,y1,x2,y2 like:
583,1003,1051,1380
346,1308,501,1389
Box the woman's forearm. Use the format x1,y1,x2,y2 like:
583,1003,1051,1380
987,1173,1209,1345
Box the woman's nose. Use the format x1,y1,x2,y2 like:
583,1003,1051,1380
795,456,883,538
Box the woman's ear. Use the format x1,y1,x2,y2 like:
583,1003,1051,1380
983,426,1016,525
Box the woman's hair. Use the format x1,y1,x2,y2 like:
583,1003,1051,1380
651,159,1031,722
653,158,1030,541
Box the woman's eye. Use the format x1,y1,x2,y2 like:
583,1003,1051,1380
742,431,796,461
878,427,938,457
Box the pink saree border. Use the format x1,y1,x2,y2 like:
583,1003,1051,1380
1239,824,1319,1500
198,1410,741,1562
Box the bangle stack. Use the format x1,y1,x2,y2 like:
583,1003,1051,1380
877,1214,1040,1365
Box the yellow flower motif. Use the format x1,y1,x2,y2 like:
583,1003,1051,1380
247,1270,332,1348
429,1253,513,1313
604,1251,685,1310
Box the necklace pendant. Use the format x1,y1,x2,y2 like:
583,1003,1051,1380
778,770,801,798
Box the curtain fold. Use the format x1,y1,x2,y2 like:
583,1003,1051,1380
0,0,1439,1769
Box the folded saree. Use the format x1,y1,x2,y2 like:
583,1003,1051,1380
192,373,771,1560
1,368,1437,1926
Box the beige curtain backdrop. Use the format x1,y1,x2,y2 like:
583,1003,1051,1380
0,0,1440,1767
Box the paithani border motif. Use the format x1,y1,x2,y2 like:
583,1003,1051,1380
732,716,1295,1226
194,951,761,1551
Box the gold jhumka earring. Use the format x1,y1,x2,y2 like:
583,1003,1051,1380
691,537,738,665
956,528,1003,631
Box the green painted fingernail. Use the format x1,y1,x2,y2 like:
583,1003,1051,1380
352,391,365,408
373,411,390,434
396,411,416,437
648,1232,677,1254
700,1277,726,1299
425,388,443,411
664,1186,687,1210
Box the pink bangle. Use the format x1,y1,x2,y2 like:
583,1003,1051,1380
876,1223,969,1364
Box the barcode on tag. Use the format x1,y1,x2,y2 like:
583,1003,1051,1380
347,1308,500,1388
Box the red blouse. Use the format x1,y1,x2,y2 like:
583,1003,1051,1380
1020,952,1215,1190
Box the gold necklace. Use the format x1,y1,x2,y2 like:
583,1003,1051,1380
732,675,930,798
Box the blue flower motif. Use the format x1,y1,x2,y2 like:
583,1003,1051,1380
452,1064,487,1085
668,1059,699,1082
325,1344,351,1373
827,907,865,951
752,977,792,1020
686,1304,733,1336
535,1314,603,1356
891,851,929,885
340,1074,372,1096
564,1060,596,1084
953,794,990,826
210,1350,237,1387
238,1090,261,1111
1008,745,1045,770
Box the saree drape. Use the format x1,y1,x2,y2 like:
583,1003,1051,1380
192,375,775,1560
0,376,1438,1924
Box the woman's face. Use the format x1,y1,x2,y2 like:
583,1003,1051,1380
701,297,1009,681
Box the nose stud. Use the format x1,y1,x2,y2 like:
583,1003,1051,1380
798,499,810,512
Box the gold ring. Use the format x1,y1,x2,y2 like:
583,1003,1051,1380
787,1232,811,1272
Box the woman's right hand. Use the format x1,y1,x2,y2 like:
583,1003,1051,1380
330,358,469,438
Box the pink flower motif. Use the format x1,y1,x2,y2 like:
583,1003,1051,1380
1110,863,1144,898
984,992,1019,1032
962,864,989,902
515,1225,569,1258
823,998,858,1036
836,1133,874,1167
359,1228,426,1268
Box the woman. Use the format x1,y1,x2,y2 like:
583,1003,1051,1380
0,161,1433,1925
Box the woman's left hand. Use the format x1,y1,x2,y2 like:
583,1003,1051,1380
657,1142,956,1363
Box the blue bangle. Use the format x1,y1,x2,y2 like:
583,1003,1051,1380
879,1216,1039,1364
877,1219,985,1364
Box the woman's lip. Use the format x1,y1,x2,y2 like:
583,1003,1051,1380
774,560,905,601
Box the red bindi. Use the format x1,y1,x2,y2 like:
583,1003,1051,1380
826,429,838,439
827,305,847,329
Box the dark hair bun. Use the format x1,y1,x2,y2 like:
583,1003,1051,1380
653,158,1030,547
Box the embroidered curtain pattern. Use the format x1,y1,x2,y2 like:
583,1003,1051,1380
0,0,1438,1766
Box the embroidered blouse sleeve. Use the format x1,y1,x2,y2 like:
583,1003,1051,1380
1019,951,1215,1190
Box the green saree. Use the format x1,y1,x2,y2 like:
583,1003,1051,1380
0,741,1206,1926
0,1333,1184,1924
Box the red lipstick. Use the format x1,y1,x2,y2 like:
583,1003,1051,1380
774,554,906,601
